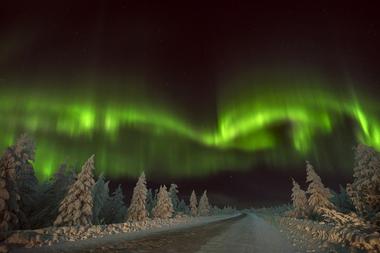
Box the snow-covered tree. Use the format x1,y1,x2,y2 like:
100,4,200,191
347,144,380,225
0,149,20,235
169,183,180,212
198,190,210,216
189,190,198,216
127,172,148,222
152,185,173,219
100,185,127,224
13,134,35,163
291,178,309,218
30,163,76,227
92,174,110,224
0,134,38,231
0,134,37,233
54,155,96,226
306,161,335,214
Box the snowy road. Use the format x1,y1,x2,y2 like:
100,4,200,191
197,213,296,253
11,213,300,253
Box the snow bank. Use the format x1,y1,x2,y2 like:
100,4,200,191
6,214,240,252
258,213,380,252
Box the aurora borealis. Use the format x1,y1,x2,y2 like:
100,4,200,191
1,72,380,179
1,3,380,181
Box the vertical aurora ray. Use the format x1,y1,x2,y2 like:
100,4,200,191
0,74,380,179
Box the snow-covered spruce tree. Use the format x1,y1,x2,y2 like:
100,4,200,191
3,134,38,229
92,174,110,224
152,185,173,219
0,134,37,233
347,144,380,227
0,149,20,235
54,155,96,226
169,183,180,212
291,178,309,218
348,144,380,226
100,185,127,224
30,163,76,228
127,172,148,222
189,190,198,216
198,190,210,216
306,161,335,215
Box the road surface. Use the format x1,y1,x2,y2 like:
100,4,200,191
12,213,300,253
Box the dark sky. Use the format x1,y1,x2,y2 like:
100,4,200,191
1,2,380,206
2,2,380,91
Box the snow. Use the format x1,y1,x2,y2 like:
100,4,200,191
196,213,297,253
10,214,240,253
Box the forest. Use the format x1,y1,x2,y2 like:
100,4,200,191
1,134,380,252
255,144,380,252
0,134,236,251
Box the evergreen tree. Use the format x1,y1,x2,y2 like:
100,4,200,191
189,190,198,216
146,188,155,216
127,172,148,222
101,185,127,224
0,149,20,235
92,174,110,224
331,185,355,213
348,144,380,226
15,159,38,228
14,135,38,209
169,183,180,212
177,199,189,214
54,155,96,226
152,185,173,219
306,161,335,214
30,163,76,227
198,190,210,216
291,178,309,218
0,134,36,233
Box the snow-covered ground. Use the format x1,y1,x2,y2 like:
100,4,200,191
197,213,297,253
255,210,354,253
10,214,240,253
10,212,350,253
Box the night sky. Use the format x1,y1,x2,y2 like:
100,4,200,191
1,2,380,206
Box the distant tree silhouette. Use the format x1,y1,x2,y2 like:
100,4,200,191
30,163,76,227
92,174,110,224
146,188,156,217
101,185,127,224
169,183,180,212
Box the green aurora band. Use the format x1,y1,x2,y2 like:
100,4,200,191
0,73,379,179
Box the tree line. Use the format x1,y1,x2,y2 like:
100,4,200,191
0,134,235,240
290,144,380,229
